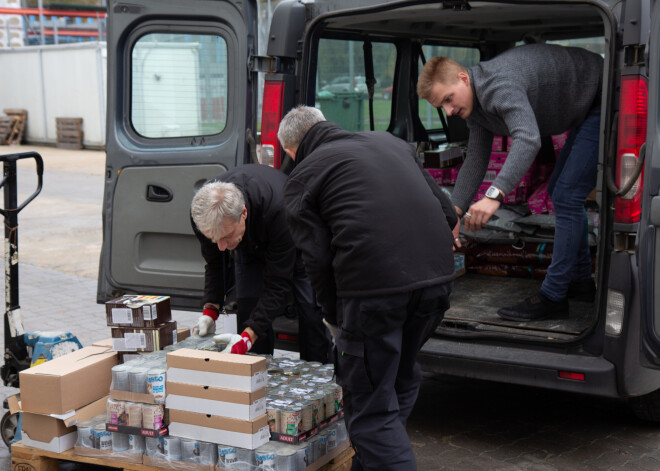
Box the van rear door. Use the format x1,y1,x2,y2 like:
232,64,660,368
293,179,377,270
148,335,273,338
98,0,257,308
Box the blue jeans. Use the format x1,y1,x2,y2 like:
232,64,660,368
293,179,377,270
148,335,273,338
541,106,600,301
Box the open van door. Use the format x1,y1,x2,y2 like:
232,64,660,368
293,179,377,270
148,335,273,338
98,0,258,309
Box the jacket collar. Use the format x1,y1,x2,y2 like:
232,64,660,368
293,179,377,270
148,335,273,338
295,121,347,165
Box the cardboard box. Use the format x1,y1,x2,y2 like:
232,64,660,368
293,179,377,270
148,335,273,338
20,396,108,453
166,382,266,420
168,410,269,450
111,320,177,352
422,146,465,169
166,349,267,392
19,346,117,415
105,294,172,328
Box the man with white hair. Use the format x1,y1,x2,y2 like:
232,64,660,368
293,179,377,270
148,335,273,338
279,105,457,471
190,164,331,361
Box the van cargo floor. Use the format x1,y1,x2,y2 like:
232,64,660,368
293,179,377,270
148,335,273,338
439,273,594,340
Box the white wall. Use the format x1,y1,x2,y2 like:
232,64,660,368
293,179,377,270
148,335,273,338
0,42,107,147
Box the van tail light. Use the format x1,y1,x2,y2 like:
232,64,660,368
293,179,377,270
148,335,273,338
615,75,647,224
260,80,285,168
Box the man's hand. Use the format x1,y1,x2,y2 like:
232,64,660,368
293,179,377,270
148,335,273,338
193,314,216,337
213,330,253,354
463,198,500,232
452,219,462,251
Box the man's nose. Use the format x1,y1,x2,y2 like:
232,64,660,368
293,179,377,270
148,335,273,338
217,240,227,251
443,104,454,116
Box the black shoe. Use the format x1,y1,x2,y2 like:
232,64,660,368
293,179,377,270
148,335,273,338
497,293,569,321
568,279,596,302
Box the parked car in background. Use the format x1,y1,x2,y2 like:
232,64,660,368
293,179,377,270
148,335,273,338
382,85,393,100
321,75,367,94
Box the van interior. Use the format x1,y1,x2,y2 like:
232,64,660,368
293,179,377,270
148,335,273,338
299,1,612,344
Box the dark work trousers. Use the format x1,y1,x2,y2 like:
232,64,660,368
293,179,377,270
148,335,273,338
335,282,452,471
234,249,332,361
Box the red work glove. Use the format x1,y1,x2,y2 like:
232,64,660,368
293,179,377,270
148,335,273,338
213,331,253,355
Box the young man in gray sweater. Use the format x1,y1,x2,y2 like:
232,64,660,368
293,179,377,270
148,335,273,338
418,43,603,321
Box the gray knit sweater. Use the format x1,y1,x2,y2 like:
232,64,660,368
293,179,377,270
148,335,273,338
451,43,603,211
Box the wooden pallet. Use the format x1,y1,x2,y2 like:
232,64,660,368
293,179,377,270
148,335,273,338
56,117,84,149
1,109,27,145
10,440,354,471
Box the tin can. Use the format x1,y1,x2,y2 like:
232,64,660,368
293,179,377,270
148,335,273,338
254,443,276,468
144,436,161,456
280,405,302,436
112,432,129,452
125,401,142,428
106,398,126,425
307,436,319,464
198,440,217,464
141,403,164,430
337,419,348,444
111,364,130,391
294,400,313,432
292,442,309,470
327,383,343,413
127,434,145,454
323,387,336,418
179,437,199,462
267,404,281,433
162,435,181,460
326,425,338,450
236,446,256,470
308,393,325,424
76,421,94,448
276,445,297,471
317,431,328,457
146,367,167,403
93,423,112,450
217,444,238,467
128,366,149,394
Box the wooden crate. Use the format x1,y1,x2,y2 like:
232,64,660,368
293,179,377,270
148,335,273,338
11,439,354,471
56,117,84,149
1,109,27,145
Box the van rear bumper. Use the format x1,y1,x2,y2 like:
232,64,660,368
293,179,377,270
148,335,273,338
418,338,619,397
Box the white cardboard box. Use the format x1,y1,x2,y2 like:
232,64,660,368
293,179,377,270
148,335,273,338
168,410,270,450
166,382,266,420
21,430,77,453
166,349,267,392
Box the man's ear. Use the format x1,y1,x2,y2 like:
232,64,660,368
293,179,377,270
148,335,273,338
457,71,470,86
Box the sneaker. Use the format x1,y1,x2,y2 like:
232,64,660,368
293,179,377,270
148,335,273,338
568,279,596,302
497,293,569,321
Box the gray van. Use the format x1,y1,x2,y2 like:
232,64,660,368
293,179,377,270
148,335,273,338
100,0,660,420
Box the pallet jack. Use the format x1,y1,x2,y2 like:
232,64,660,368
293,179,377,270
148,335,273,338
0,152,82,446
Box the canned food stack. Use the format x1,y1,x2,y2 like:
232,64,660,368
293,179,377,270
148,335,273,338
105,295,178,355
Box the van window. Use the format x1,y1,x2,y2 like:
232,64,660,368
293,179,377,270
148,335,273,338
418,45,480,133
131,33,228,138
545,37,606,56
315,39,396,132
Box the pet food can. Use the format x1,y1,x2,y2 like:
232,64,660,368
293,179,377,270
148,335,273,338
217,444,238,467
254,444,276,468
275,445,297,471
93,423,112,450
108,398,128,426
308,393,325,424
179,437,199,462
146,367,167,403
127,434,145,454
327,426,338,450
198,440,218,464
76,421,94,448
144,436,160,456
111,364,130,391
292,442,309,470
125,401,142,428
317,431,328,457
112,432,129,452
267,404,281,433
280,405,302,436
141,403,164,430
162,435,181,460
128,366,149,394
337,419,348,443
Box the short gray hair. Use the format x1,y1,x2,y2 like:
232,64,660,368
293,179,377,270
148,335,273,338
278,105,326,150
191,180,245,241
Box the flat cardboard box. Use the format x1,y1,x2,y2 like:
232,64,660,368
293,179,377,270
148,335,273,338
168,410,269,450
166,349,267,392
166,382,266,420
111,320,177,352
20,396,107,453
105,294,172,328
19,346,117,415
110,388,158,405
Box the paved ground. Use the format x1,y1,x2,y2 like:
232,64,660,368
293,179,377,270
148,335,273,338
1,144,660,471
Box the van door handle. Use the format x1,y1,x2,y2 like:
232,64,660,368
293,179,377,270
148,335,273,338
146,184,173,202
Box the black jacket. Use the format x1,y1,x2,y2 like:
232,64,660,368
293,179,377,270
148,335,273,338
283,122,458,323
192,164,296,339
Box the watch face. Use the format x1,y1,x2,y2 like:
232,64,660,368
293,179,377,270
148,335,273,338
486,187,498,198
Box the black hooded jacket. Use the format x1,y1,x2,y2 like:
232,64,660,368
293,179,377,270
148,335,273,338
283,122,458,323
192,164,296,339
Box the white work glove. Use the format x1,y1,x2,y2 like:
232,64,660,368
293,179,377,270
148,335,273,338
213,331,253,354
323,318,338,344
194,314,216,337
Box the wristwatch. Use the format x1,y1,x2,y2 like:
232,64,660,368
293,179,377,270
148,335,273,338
485,186,504,202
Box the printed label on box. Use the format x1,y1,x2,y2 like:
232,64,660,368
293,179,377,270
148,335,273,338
124,333,147,349
112,338,136,352
112,308,133,325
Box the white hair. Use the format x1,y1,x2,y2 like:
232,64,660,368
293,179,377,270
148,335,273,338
278,105,326,150
191,180,245,241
